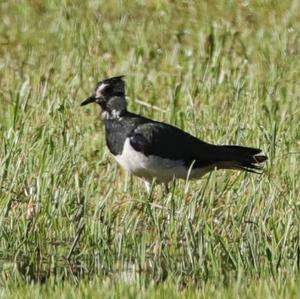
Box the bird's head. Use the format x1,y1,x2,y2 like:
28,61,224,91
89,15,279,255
81,76,126,114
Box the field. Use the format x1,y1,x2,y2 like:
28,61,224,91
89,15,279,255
1,0,300,298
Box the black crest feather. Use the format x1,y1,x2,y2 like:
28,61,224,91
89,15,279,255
98,75,125,86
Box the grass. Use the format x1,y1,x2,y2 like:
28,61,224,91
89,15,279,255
0,0,300,297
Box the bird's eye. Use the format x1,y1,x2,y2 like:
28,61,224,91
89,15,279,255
102,85,112,94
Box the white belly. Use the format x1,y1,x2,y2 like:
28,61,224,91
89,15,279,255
114,138,210,183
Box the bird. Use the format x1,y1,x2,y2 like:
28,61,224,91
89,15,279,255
81,76,267,193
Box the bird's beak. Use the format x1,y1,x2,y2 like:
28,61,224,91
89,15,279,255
80,95,96,106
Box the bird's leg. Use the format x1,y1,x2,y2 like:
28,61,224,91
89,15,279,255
142,179,157,203
164,183,170,195
143,179,156,193
143,180,152,194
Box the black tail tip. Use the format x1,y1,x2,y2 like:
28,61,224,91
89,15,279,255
254,154,268,163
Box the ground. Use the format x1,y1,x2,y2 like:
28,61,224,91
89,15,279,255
0,0,300,298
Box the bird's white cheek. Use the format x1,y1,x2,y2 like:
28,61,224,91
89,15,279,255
96,83,108,97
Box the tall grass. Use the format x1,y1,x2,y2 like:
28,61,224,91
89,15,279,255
0,0,300,297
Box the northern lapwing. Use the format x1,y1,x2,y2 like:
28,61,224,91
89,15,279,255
81,76,267,192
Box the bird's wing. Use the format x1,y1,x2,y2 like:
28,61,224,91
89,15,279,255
128,122,218,168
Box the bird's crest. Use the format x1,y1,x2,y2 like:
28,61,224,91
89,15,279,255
96,75,125,88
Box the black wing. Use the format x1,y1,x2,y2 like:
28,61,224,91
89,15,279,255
128,122,219,168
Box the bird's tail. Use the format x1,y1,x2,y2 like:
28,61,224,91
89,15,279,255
215,145,268,173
